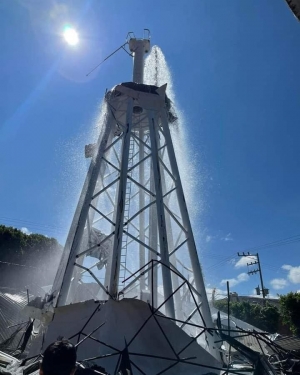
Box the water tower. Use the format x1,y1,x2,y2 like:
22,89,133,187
29,32,222,373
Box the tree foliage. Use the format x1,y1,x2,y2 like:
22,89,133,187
214,299,280,333
0,225,62,295
279,292,300,336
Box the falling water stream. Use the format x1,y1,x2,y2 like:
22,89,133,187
144,46,200,220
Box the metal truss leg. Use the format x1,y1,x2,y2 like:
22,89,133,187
148,110,175,319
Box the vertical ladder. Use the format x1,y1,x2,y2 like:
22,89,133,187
119,136,135,291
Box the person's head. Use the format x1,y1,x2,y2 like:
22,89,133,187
40,340,77,375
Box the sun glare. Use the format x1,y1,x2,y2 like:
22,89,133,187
63,26,79,46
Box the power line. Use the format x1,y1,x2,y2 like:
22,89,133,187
0,216,64,231
203,233,300,272
0,217,66,237
206,253,236,270
240,234,300,253
262,263,281,272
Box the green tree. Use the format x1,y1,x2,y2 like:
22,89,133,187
259,304,280,333
279,292,300,336
214,299,279,333
0,225,62,294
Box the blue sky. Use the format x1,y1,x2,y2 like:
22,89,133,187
1,0,300,299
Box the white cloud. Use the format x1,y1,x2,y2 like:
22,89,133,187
282,264,292,271
234,255,257,268
222,233,233,242
205,235,212,243
220,272,249,287
228,258,236,266
203,231,234,243
21,227,31,235
270,278,288,290
282,264,300,284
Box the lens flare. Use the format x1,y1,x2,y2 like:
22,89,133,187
63,25,79,46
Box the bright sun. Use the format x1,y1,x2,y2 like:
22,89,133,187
63,26,79,46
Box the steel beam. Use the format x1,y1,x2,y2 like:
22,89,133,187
148,110,175,319
160,109,221,361
54,109,114,307
108,98,133,298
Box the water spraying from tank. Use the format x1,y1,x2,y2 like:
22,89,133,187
8,32,223,374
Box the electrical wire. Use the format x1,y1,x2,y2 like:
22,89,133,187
205,233,300,272
0,216,64,230
0,217,66,236
205,253,236,271
86,42,129,77
240,234,300,253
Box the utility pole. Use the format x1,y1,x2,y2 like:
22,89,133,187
237,252,268,306
226,281,230,336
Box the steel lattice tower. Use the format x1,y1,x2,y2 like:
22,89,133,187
51,33,220,360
